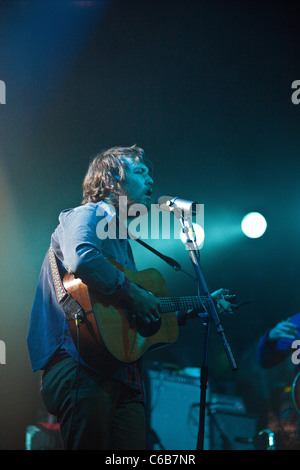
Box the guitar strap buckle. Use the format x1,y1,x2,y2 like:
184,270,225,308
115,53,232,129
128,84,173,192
60,293,86,323
49,244,85,324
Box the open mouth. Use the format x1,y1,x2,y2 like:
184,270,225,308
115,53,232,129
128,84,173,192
145,187,153,197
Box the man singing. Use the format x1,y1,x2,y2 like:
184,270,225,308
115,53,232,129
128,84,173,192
27,144,231,450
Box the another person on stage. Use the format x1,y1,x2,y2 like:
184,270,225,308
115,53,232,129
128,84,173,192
257,314,300,450
257,315,300,369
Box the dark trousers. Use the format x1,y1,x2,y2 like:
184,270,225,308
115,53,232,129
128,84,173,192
41,357,147,450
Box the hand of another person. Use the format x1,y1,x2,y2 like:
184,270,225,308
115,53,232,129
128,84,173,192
269,319,299,341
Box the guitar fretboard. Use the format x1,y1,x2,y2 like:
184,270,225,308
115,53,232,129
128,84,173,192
158,296,205,313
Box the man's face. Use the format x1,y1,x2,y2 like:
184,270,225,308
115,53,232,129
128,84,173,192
120,157,153,209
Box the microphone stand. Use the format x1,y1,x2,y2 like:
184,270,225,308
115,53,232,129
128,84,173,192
177,210,237,451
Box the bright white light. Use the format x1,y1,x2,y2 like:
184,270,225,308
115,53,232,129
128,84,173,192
180,223,205,247
241,212,267,239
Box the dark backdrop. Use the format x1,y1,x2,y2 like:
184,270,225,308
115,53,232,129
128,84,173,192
0,0,299,449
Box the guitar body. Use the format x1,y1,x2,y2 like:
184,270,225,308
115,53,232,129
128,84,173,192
63,262,179,371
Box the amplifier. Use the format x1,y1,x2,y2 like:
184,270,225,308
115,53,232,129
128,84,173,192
145,368,210,450
209,411,257,450
145,368,257,450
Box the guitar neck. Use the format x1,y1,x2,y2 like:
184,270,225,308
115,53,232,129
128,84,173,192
158,296,205,313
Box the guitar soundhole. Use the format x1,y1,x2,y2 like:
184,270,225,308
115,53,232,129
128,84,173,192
135,317,162,337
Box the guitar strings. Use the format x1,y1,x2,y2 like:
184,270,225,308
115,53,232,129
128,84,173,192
158,296,202,313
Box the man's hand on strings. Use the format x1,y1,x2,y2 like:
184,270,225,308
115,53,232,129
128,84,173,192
186,288,235,320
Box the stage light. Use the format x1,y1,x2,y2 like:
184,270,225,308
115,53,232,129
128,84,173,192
180,223,205,248
241,212,267,239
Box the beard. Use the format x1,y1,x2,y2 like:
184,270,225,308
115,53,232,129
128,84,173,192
109,192,151,213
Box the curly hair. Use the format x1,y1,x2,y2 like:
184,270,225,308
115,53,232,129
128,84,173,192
82,145,153,205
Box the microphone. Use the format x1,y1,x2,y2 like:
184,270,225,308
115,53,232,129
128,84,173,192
155,195,200,215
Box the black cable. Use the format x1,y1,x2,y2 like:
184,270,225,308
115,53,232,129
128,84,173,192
66,315,81,450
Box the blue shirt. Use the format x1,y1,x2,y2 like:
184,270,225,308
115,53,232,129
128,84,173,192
27,201,136,373
257,313,300,368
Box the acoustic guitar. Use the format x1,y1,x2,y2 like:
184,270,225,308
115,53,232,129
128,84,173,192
63,261,227,371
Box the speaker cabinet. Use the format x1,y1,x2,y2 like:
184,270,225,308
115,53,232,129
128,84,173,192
145,368,210,450
145,368,257,450
209,411,257,450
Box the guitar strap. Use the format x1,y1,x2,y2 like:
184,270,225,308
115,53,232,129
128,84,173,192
131,234,196,280
48,244,85,322
132,235,182,271
48,244,67,303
